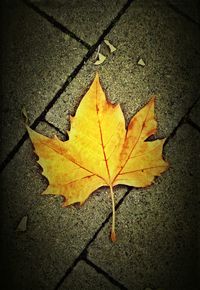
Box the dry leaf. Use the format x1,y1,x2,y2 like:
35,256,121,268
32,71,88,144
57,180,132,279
27,73,168,241
138,58,146,66
21,106,29,124
104,39,117,53
94,53,106,65
16,216,28,232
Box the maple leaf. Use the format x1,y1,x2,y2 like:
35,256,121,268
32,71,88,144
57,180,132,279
27,73,169,241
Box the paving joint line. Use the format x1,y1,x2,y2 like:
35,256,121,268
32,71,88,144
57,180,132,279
0,132,29,173
22,0,91,49
0,0,134,173
186,118,200,133
166,0,200,27
164,114,186,145
0,49,93,173
165,95,200,145
54,186,133,290
43,120,67,139
84,258,127,289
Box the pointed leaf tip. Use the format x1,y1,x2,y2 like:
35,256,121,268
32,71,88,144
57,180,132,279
26,125,34,137
148,95,156,106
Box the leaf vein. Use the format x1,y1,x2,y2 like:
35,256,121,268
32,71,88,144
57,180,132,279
119,165,167,175
37,139,106,183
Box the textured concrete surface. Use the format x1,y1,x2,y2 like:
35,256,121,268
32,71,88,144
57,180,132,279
1,0,199,289
0,0,87,163
169,0,200,24
88,124,200,290
30,0,127,45
190,99,200,127
46,0,200,139
0,121,127,289
59,261,119,290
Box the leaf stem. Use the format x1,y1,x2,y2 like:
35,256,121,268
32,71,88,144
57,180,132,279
110,185,116,242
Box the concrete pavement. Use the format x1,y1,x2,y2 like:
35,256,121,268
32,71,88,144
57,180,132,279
1,0,199,289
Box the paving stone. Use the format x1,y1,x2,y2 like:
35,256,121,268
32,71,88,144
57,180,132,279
190,99,200,127
59,260,119,290
0,0,87,164
88,124,200,290
168,0,200,24
0,121,127,289
30,0,127,45
46,0,200,140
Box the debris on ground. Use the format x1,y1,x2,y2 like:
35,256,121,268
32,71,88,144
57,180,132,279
16,215,28,232
137,58,146,66
94,53,106,65
21,106,29,124
104,39,116,53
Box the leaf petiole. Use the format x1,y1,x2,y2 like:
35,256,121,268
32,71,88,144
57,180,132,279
110,185,116,242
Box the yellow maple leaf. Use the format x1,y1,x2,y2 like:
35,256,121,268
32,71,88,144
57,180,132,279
27,73,169,241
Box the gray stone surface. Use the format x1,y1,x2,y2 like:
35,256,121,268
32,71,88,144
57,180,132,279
190,99,200,127
88,124,200,290
0,0,87,163
0,121,127,289
46,0,200,140
59,260,119,290
30,0,127,45
169,0,200,24
1,0,200,289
